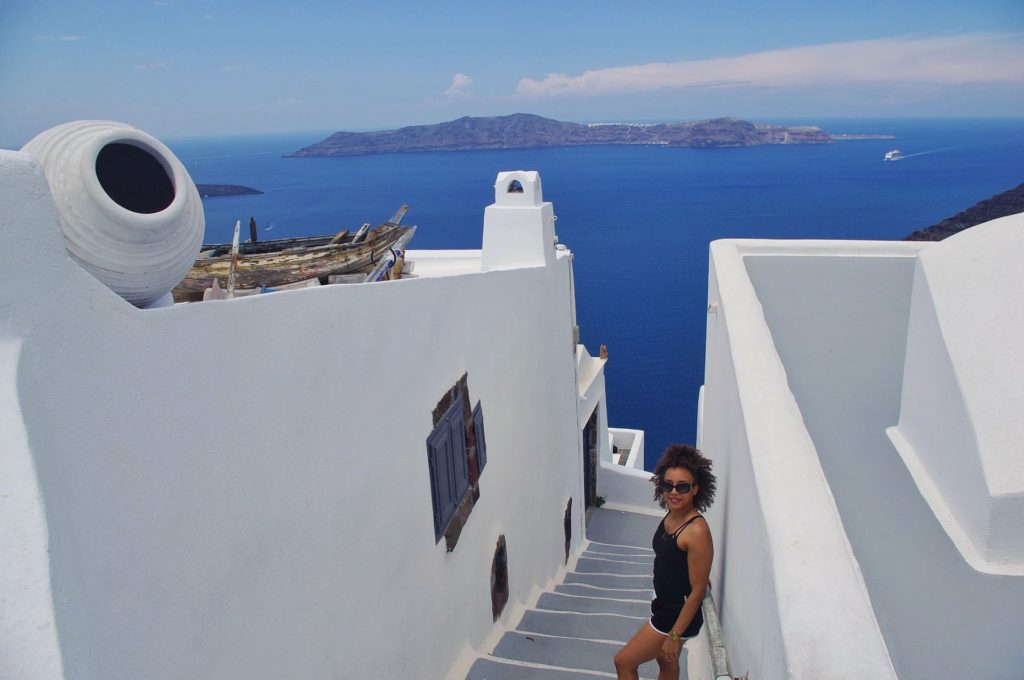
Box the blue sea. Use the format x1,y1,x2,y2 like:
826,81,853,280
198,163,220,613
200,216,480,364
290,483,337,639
167,119,1024,470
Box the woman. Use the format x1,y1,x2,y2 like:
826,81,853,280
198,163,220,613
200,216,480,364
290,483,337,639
614,444,717,680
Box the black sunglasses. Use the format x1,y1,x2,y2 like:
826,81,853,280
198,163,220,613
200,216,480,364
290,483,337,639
658,480,695,494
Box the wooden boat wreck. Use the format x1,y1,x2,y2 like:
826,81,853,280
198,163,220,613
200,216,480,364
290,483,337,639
172,207,415,302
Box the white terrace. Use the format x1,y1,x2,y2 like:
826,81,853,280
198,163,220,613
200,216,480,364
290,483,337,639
1,123,622,680
3,121,1023,679
701,221,1024,678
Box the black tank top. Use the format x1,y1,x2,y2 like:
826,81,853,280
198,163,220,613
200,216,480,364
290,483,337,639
652,514,703,608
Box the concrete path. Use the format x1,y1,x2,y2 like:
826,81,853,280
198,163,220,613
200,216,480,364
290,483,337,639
467,507,698,679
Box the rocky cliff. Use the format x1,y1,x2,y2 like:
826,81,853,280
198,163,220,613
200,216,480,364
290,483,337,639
287,113,831,157
905,182,1024,241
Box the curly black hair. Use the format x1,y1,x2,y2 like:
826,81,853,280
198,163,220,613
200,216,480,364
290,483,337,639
651,444,717,512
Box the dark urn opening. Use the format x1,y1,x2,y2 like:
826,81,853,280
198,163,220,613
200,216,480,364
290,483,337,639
95,142,175,214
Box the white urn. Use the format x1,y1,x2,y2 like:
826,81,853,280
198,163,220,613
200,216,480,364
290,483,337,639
22,120,204,307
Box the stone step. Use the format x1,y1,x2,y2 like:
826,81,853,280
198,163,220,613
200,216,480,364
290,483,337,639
537,592,652,618
517,609,646,644
564,571,653,591
488,631,661,679
583,540,654,557
555,583,651,600
575,555,653,576
585,510,660,548
581,550,654,565
466,657,616,679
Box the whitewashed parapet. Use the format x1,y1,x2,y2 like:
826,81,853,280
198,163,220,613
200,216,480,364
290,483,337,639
575,342,606,429
888,213,1024,575
597,462,660,516
701,239,898,680
0,338,65,680
0,143,585,680
481,171,557,271
609,427,645,469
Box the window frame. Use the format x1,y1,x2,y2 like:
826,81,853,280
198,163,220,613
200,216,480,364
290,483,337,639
472,401,487,474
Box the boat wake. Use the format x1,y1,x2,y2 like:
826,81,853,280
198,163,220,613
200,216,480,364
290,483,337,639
891,145,964,161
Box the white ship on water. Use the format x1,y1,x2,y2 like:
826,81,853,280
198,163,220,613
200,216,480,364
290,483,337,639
884,148,903,161
3,120,1023,679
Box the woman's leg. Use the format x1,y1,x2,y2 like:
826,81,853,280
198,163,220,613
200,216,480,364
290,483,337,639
614,622,668,680
655,642,682,680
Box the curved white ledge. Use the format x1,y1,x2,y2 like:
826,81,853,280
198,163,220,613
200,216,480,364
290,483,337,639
889,212,1024,575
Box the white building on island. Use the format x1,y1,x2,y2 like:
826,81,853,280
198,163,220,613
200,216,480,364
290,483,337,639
2,120,1022,679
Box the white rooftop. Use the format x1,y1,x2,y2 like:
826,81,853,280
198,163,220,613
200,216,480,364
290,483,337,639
701,217,1024,678
888,212,1024,575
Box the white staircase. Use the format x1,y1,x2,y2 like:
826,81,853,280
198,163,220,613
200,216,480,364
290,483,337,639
466,508,691,679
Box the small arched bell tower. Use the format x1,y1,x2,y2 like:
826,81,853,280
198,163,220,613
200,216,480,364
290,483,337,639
481,171,557,271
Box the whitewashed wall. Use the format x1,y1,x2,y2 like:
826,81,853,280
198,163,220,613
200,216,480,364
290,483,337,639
0,154,69,680
888,214,1024,576
700,251,782,680
744,243,1024,679
0,150,586,680
597,463,660,516
700,240,900,680
0,334,66,680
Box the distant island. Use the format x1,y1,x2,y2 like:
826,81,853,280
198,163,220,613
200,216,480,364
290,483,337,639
195,184,263,198
287,113,833,157
905,182,1024,241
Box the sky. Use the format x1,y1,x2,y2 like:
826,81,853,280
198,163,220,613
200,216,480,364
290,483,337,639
1,0,1023,145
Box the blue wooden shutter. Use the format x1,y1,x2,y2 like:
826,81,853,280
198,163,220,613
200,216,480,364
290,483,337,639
473,402,487,473
427,394,470,541
427,418,457,541
448,395,469,500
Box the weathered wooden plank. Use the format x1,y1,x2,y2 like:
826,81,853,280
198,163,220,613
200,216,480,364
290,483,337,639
172,223,415,301
226,220,241,298
352,223,371,243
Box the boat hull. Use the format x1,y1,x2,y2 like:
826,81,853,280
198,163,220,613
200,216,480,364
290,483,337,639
172,224,411,301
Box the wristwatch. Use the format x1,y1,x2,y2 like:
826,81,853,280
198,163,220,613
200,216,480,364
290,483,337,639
668,630,681,642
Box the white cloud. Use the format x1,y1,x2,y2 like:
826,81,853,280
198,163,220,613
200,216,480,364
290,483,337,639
34,35,83,42
221,64,243,72
443,73,474,98
515,34,1024,98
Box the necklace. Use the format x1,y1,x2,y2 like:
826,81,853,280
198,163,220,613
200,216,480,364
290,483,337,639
663,512,699,539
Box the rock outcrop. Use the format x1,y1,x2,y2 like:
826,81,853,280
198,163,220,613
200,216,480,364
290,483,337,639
196,184,262,197
905,182,1024,241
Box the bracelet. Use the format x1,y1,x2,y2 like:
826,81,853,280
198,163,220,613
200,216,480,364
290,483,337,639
668,630,681,642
